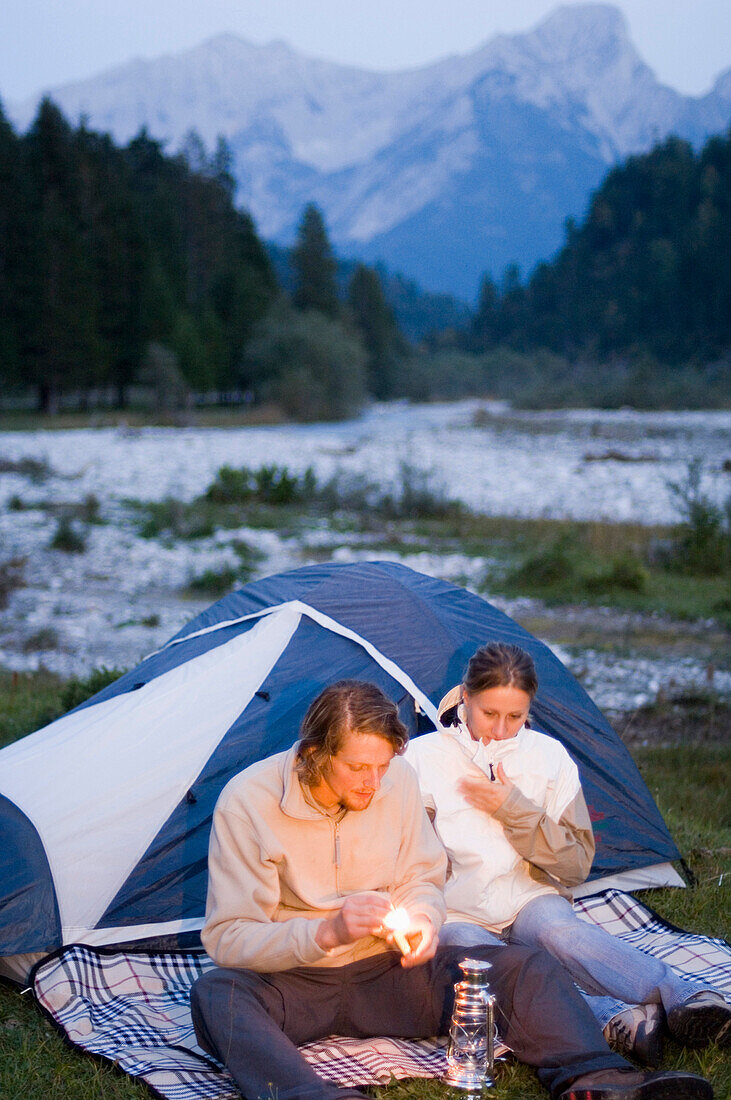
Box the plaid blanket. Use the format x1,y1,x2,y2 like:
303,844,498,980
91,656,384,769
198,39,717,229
32,890,731,1100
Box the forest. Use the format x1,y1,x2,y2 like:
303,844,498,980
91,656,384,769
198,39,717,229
0,99,728,418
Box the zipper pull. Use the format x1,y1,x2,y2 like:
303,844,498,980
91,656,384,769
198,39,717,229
488,763,496,782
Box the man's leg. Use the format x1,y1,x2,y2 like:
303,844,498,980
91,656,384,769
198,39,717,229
331,946,710,1099
439,918,627,1033
191,965,368,1100
431,944,632,1098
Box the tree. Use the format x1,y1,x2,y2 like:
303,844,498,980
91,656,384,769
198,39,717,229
471,274,500,350
291,204,340,317
24,98,102,411
0,103,30,392
347,263,408,399
243,301,366,421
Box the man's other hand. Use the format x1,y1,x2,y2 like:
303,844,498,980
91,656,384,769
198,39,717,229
315,892,391,951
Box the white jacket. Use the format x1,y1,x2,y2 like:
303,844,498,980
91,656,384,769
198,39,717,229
405,716,594,932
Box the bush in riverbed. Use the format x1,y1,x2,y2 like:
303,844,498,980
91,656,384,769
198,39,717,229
205,464,317,506
49,516,86,552
22,627,60,652
0,456,53,482
184,566,239,597
666,460,730,576
0,557,26,608
139,498,216,540
507,536,648,597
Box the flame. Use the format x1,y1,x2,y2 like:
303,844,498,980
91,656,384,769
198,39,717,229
383,907,411,954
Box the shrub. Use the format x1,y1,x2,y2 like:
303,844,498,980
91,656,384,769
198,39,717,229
584,554,648,594
49,516,86,552
22,627,60,652
508,535,580,589
0,557,26,609
243,303,367,422
666,459,730,576
0,456,53,482
138,498,215,540
184,566,239,597
80,493,101,523
205,464,318,506
60,666,125,712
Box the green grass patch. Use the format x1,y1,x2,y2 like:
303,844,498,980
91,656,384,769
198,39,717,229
0,670,728,1099
183,566,238,597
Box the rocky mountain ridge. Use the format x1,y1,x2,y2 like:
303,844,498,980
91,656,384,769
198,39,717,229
7,4,730,297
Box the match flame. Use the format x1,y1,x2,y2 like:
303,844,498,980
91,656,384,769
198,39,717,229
383,907,411,955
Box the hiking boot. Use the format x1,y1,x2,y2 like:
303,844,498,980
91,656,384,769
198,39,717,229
558,1067,713,1099
667,989,731,1048
603,1003,664,1067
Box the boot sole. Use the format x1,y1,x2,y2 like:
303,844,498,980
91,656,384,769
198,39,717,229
668,1002,731,1048
560,1073,713,1099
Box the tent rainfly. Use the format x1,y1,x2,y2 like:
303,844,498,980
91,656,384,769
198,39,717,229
0,562,683,981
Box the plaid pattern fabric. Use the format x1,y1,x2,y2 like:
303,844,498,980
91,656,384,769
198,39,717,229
573,889,731,994
32,890,731,1100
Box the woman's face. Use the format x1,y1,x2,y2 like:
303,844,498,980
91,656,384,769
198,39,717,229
462,684,532,743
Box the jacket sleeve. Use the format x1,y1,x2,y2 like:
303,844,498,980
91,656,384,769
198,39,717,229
201,802,329,972
388,764,447,932
492,775,595,888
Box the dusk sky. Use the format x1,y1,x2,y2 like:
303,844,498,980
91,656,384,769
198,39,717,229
2,0,730,106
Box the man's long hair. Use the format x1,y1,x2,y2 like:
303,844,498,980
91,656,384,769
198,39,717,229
295,679,408,787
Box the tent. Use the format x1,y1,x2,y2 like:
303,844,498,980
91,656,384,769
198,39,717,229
0,561,683,980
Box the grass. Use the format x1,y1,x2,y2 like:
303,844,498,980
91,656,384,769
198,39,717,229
0,670,729,1100
0,404,287,432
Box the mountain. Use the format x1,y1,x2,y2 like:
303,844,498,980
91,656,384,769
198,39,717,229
7,4,731,299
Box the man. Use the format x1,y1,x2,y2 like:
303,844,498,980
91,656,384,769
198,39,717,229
191,680,711,1100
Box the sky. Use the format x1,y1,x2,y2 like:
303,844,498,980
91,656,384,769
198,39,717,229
2,0,730,105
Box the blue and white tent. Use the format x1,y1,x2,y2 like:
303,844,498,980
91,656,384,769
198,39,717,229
0,561,683,979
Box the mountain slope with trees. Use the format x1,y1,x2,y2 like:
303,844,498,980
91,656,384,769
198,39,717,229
459,130,731,407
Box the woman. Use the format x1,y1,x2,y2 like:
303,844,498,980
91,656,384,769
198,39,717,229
405,642,730,1066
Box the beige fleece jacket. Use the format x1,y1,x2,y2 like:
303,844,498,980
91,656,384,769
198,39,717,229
201,743,447,972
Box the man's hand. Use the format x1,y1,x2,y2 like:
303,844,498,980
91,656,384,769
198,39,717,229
316,892,391,952
385,914,438,968
457,761,513,815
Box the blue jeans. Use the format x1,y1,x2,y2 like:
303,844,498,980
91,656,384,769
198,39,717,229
441,892,711,1028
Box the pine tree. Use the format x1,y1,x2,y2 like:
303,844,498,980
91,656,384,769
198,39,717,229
347,263,407,399
291,204,340,317
24,98,102,411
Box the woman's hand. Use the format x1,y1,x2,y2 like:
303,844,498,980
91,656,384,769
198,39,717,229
457,761,513,815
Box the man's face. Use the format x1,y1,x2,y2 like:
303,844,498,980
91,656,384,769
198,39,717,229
312,729,395,812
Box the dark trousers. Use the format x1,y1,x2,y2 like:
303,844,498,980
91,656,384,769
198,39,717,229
191,944,630,1100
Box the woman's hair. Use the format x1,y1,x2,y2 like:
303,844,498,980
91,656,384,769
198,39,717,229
463,642,538,699
295,679,408,787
